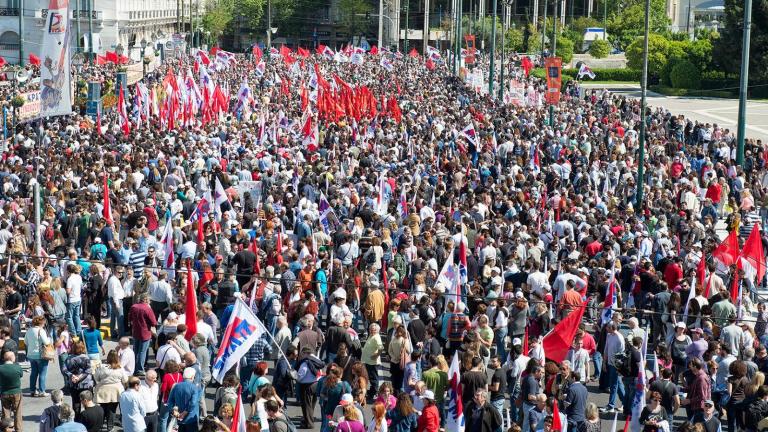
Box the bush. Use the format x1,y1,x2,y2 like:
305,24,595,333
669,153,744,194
650,84,733,98
532,67,641,81
670,60,701,89
589,39,611,58
555,37,574,64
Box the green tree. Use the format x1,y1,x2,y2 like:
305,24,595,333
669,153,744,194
202,0,236,39
338,0,373,41
234,0,265,32
625,33,670,76
505,27,524,51
607,0,670,50
589,39,610,58
714,0,768,80
555,37,574,63
670,60,702,89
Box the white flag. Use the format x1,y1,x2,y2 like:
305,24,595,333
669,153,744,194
211,299,268,383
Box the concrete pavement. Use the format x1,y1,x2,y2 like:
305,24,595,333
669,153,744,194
581,83,768,142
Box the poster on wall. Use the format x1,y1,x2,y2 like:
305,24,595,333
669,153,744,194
39,0,72,117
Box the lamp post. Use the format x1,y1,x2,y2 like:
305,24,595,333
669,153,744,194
736,0,752,166
141,38,148,78
489,0,497,96
498,0,512,101
635,0,651,209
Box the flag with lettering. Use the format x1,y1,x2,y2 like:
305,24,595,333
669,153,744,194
446,352,465,432
212,298,268,383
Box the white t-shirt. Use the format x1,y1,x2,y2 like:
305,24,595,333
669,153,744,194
66,274,83,303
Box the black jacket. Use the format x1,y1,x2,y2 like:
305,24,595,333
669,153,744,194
465,401,503,432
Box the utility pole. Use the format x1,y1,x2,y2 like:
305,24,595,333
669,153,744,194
736,0,752,166
541,0,547,53
88,0,94,62
177,0,181,32
603,0,607,39
457,0,463,71
452,0,458,74
379,0,385,48
423,0,430,54
498,2,505,101
404,0,409,52
267,0,272,48
552,0,557,55
635,0,651,209
489,0,497,96
18,0,23,66
75,0,81,55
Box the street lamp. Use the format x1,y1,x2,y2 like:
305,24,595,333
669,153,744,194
141,38,148,78
489,0,498,96
498,0,513,102
635,0,651,209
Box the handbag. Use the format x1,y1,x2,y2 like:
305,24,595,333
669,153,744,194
38,329,56,361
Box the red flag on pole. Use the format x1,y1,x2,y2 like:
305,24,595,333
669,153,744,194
251,237,261,275
196,212,204,244
713,230,740,267
102,173,112,224
276,231,284,264
522,325,529,356
552,400,563,432
542,300,587,362
697,255,707,296
184,261,198,340
741,223,766,283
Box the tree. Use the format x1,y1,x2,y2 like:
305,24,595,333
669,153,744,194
555,37,574,64
606,0,670,50
202,0,235,39
589,39,610,58
234,0,265,32
505,27,524,51
339,0,373,41
625,33,670,76
713,0,768,80
670,60,702,89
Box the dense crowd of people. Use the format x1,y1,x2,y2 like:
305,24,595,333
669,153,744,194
0,44,761,432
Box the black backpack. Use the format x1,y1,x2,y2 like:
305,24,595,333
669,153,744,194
613,343,633,377
272,417,298,432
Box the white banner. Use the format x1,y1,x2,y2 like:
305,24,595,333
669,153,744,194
40,0,72,117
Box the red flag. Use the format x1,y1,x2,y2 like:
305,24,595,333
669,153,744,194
252,45,263,62
210,46,219,56
713,230,740,267
741,223,766,283
230,389,247,432
552,400,563,432
105,51,118,63
300,82,308,112
96,55,107,65
542,300,587,362
117,84,130,136
521,56,533,76
0,57,6,68
522,325,529,356
408,48,419,58
425,57,435,71
370,45,379,55
196,212,204,244
276,231,284,264
102,172,112,224
697,255,707,296
297,47,310,58
184,261,198,340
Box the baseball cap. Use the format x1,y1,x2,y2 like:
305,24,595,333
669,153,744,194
339,394,354,406
704,400,714,407
512,338,522,346
423,390,435,401
675,321,686,329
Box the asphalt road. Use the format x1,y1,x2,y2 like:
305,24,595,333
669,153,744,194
582,83,768,142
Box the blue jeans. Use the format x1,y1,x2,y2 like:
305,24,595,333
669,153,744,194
606,364,625,409
593,351,603,380
622,376,636,416
158,403,170,432
134,338,151,374
495,327,508,363
265,314,277,336
66,302,82,337
9,315,20,343
29,358,49,393
492,399,505,432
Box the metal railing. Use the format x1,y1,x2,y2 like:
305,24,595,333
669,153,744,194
0,8,18,16
41,9,102,20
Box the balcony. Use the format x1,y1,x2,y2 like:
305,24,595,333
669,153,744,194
40,9,103,20
0,8,18,16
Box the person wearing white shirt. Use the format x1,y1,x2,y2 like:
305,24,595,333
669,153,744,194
155,336,183,371
195,313,217,347
120,377,147,432
526,267,551,297
65,263,83,336
117,337,136,376
139,370,160,432
148,273,173,320
107,270,126,338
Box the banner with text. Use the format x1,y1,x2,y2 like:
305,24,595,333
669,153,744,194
40,0,73,117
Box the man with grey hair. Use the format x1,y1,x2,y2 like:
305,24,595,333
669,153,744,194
293,315,323,358
40,390,64,432
465,388,502,432
274,315,292,360
167,368,200,432
117,337,135,376
139,369,159,432
54,403,87,432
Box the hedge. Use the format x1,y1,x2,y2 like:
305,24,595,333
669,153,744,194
531,68,641,82
649,85,733,99
670,61,701,89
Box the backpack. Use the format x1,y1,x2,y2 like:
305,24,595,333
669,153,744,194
447,313,467,342
273,416,298,432
613,343,633,377
259,291,278,319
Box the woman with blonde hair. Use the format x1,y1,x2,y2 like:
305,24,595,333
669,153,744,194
388,325,412,391
336,404,365,432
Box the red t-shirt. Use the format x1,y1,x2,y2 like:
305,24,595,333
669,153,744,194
706,183,722,204
128,303,157,341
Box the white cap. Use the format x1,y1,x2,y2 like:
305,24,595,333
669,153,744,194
183,367,196,380
423,390,436,400
512,338,522,346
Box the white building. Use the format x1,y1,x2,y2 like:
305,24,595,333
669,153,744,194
0,0,198,65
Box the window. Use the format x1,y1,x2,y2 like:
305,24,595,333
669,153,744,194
0,31,19,50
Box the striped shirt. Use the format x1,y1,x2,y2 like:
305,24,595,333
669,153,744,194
129,251,148,274
740,210,761,239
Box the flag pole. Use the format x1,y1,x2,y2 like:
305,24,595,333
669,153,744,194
252,309,295,371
